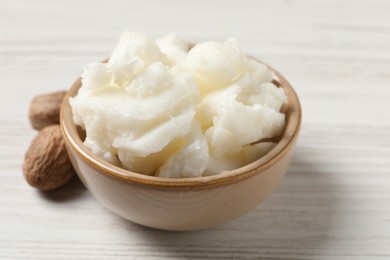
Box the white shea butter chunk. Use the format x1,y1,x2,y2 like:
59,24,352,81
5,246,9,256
109,31,166,68
70,31,287,178
186,39,247,96
156,34,189,66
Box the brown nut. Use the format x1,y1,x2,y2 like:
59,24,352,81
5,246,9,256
23,125,74,191
29,91,66,130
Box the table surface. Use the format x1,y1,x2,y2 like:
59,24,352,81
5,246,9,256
1,0,390,259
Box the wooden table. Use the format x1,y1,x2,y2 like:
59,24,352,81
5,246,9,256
1,0,390,259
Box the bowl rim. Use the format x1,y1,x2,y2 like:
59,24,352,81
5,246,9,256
60,61,301,189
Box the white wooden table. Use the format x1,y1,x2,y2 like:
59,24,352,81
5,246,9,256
1,0,390,259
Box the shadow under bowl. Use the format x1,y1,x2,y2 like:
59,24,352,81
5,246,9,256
60,63,301,231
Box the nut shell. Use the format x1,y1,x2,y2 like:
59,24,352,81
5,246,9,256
23,125,74,191
29,91,66,130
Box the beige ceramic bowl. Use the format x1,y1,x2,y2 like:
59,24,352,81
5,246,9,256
60,63,301,231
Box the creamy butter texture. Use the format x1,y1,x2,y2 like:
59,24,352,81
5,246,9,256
70,32,287,178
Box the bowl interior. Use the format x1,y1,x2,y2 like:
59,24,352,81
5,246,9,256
60,64,301,188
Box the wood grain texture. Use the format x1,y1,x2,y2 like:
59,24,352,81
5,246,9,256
1,0,389,259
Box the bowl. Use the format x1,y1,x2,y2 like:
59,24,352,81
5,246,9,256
60,62,301,231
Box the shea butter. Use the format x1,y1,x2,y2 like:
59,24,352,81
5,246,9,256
70,32,287,178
